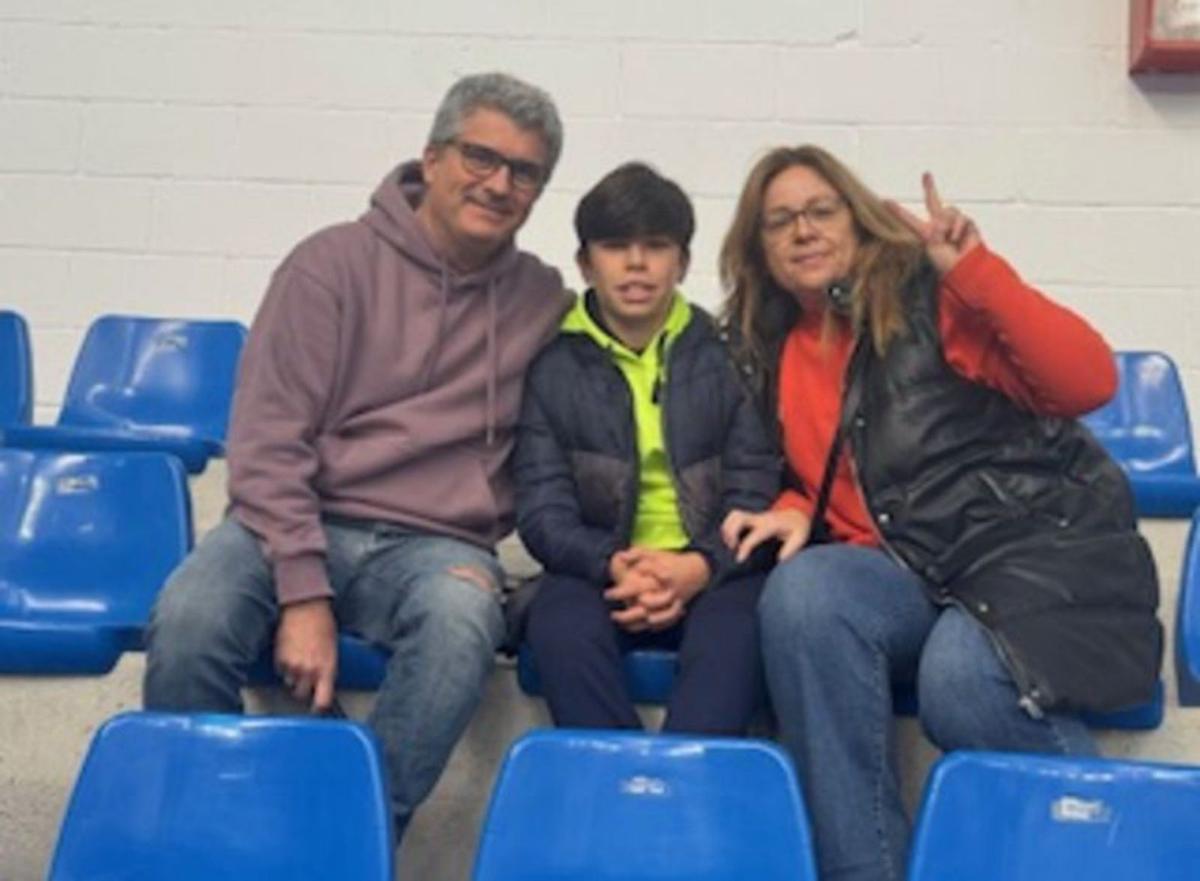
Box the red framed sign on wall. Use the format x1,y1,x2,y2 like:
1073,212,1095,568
1130,0,1200,72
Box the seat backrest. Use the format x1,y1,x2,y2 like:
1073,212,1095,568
909,751,1200,881
48,711,394,881
57,316,247,442
1082,351,1195,474
473,729,817,881
0,310,33,426
0,449,190,630
1176,509,1200,704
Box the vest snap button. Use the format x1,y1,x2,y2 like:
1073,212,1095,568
877,511,891,525
854,415,866,429
1058,517,1070,528
977,601,990,614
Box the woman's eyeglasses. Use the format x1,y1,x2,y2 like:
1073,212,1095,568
761,198,845,239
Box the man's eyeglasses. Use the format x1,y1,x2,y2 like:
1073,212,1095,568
761,198,846,239
449,139,547,192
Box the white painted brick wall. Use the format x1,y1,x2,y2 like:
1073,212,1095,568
2,0,1198,423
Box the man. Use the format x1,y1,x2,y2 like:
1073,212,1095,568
144,72,567,838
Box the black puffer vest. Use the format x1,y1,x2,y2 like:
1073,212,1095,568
794,264,1160,713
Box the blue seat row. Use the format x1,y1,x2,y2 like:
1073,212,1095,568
0,452,1194,717
49,713,1200,881
2,320,1193,508
0,313,246,474
481,733,1200,881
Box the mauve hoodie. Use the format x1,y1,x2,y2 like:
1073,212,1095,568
227,161,568,605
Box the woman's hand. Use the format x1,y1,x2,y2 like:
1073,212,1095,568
721,508,812,563
885,172,982,276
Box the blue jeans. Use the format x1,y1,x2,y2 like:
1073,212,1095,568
759,544,1094,881
143,516,506,836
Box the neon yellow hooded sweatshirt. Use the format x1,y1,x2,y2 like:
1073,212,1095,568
559,291,693,550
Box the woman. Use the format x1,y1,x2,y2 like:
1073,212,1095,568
719,145,1161,881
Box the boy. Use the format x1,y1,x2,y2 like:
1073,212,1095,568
513,162,779,733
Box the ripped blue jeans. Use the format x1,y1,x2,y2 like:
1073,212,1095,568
144,515,505,837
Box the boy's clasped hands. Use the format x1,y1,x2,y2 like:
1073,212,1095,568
604,549,711,633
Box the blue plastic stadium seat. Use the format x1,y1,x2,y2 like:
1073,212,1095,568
48,711,393,881
0,449,191,674
1082,350,1200,517
909,750,1200,881
0,310,33,426
518,643,676,704
246,633,390,691
1,316,247,474
1176,508,1200,705
892,680,1164,730
473,729,817,881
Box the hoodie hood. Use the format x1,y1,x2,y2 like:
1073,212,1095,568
362,160,522,284
561,288,693,363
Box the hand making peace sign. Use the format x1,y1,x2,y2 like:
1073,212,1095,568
885,172,983,276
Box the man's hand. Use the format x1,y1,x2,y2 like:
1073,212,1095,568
722,508,812,563
275,597,338,713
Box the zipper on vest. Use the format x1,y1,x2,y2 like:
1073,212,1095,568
845,432,912,574
835,331,910,569
987,622,1046,718
658,341,696,544
616,364,640,546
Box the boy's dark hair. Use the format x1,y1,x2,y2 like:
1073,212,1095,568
574,162,695,254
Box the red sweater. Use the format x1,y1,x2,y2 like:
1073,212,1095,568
774,246,1117,546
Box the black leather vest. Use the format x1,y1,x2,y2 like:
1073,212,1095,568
840,264,1161,712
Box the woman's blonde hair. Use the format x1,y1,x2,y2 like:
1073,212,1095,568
719,145,923,372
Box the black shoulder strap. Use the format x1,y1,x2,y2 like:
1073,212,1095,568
809,332,871,543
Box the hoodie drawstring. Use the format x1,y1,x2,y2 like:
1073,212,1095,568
419,265,499,447
486,277,498,446
419,264,452,394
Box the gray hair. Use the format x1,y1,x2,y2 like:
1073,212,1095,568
427,72,564,180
